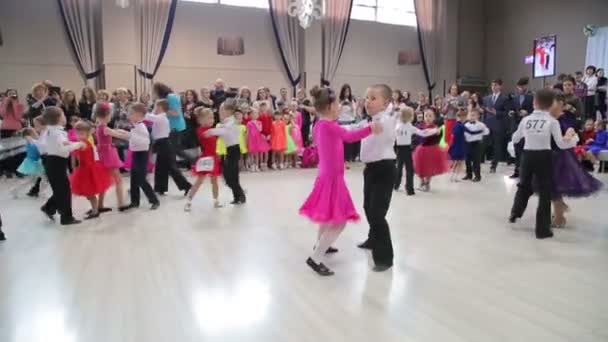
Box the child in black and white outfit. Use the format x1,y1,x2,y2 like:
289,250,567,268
106,103,160,210
394,107,438,195
463,108,490,182
40,106,85,225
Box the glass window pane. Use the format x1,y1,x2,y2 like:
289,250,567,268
377,9,417,27
351,5,376,21
181,0,218,3
353,0,377,6
378,0,414,11
221,0,268,8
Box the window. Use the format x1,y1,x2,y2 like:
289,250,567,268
181,0,268,9
352,0,417,27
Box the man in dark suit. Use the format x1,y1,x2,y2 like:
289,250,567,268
483,79,510,173
210,78,227,122
509,77,534,178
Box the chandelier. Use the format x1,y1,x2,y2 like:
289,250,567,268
288,0,323,29
116,0,130,9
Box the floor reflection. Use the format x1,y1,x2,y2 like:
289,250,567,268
14,306,77,342
193,277,270,336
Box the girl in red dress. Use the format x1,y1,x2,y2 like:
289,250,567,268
413,108,450,192
69,121,114,219
185,107,223,211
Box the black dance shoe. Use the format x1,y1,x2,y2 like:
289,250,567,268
40,206,55,221
462,176,472,181
508,214,518,223
325,247,339,254
472,177,481,182
60,218,81,226
306,257,334,276
119,204,138,212
536,230,554,239
150,202,160,210
0,230,6,241
84,212,100,220
509,173,519,179
372,264,393,272
357,240,372,250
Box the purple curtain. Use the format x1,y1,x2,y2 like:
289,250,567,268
321,0,353,86
414,0,447,98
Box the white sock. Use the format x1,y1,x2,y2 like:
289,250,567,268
311,225,344,263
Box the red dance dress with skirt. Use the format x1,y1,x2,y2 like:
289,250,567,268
299,120,371,225
192,126,222,176
413,123,450,177
70,141,113,196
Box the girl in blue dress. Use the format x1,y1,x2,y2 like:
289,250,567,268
11,128,46,198
448,110,482,182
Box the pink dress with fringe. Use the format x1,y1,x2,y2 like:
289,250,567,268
299,120,371,225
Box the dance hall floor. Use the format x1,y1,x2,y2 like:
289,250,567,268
1,164,607,342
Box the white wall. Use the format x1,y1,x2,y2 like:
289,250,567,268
1,0,462,99
0,0,83,98
485,0,608,91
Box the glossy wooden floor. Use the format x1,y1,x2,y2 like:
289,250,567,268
1,164,607,342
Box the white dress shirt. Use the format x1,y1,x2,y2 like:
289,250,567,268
43,125,82,158
209,116,239,147
129,121,151,152
582,75,598,96
145,112,170,140
511,110,576,151
34,128,48,155
395,122,437,146
360,109,397,163
464,121,490,142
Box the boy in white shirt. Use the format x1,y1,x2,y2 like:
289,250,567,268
106,103,160,210
509,89,577,239
40,107,85,225
146,99,191,196
463,108,490,182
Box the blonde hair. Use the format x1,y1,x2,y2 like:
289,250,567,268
194,107,213,120
399,107,414,123
32,83,47,94
97,89,111,101
371,84,392,100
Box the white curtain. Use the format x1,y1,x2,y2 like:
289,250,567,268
269,0,303,94
414,0,447,98
321,0,353,86
57,0,104,88
136,0,178,96
585,26,608,71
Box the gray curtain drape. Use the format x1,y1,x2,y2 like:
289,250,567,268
136,0,178,95
414,0,447,98
321,0,353,86
57,0,104,88
268,0,303,95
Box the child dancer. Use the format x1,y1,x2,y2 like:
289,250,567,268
205,99,246,205
25,116,47,197
11,128,46,198
147,99,192,196
105,103,160,210
284,113,297,168
246,109,270,172
394,107,438,195
413,108,450,192
358,84,398,272
463,108,490,182
69,121,114,219
95,102,127,212
235,111,249,170
547,93,603,227
271,111,287,169
299,86,380,276
40,106,85,225
185,107,223,211
448,109,482,182
0,213,4,241
258,102,273,169
509,89,577,239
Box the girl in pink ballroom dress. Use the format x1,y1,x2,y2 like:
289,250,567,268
299,86,381,276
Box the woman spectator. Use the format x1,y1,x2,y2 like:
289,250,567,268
237,86,253,108
443,84,466,144
182,89,204,148
61,90,80,128
111,87,132,130
403,91,416,108
255,87,274,111
416,92,430,112
596,68,607,119
139,93,154,111
562,75,584,118
0,89,25,177
153,82,191,167
78,87,96,121
26,83,58,124
199,87,214,109
582,65,598,120
297,87,315,146
91,89,113,121
338,84,360,165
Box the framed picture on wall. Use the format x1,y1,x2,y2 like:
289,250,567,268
398,49,421,65
217,36,245,56
533,35,556,78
